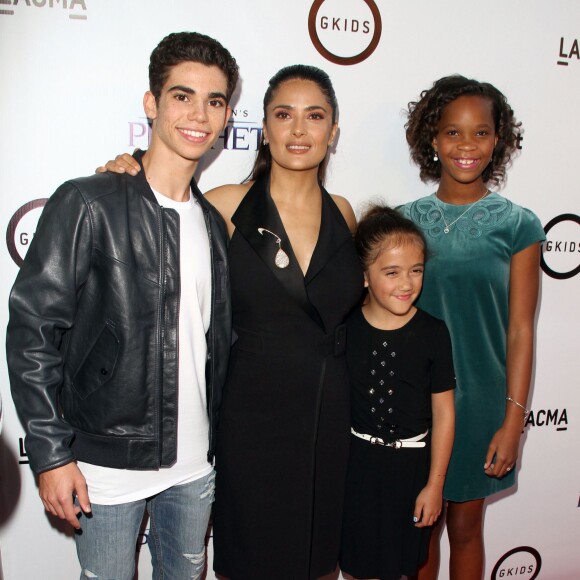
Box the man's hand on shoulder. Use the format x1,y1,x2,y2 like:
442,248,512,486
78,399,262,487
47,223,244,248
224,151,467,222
38,462,91,530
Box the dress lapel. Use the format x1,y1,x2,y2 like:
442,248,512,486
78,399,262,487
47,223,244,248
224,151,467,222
305,188,353,284
232,177,325,330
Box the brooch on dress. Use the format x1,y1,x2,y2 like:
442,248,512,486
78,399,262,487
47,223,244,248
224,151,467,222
257,227,290,268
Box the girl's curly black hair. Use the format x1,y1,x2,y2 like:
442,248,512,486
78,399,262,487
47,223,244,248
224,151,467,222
405,75,521,188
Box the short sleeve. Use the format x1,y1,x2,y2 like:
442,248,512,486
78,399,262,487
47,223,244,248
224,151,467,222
512,206,546,255
430,320,455,393
397,202,412,220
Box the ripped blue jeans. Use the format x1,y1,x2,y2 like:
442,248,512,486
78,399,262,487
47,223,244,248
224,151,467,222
75,470,215,580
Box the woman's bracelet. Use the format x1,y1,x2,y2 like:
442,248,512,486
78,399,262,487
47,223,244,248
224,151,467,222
506,396,529,418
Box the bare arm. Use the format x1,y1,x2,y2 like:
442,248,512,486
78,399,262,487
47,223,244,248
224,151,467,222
331,194,357,233
204,183,250,238
484,242,541,477
414,389,455,527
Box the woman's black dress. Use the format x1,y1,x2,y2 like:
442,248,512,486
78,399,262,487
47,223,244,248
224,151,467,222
212,177,363,579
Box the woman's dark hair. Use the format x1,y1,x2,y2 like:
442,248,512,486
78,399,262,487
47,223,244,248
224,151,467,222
405,75,521,187
247,64,338,184
149,32,239,102
355,205,427,270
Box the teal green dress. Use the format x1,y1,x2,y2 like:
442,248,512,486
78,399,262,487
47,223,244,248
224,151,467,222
400,193,545,501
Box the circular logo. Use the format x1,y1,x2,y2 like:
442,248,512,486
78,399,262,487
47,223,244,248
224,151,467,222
540,213,580,279
308,0,382,66
6,199,48,267
491,546,542,580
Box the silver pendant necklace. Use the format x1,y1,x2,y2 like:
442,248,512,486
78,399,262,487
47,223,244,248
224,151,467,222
436,189,490,234
257,227,290,268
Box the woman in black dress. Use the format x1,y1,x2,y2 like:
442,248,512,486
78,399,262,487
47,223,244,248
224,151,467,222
205,65,363,579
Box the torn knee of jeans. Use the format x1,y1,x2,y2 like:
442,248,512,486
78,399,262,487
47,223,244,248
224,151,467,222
82,570,99,579
183,549,205,568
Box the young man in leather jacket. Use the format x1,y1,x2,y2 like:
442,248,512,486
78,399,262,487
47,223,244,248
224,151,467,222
7,32,237,579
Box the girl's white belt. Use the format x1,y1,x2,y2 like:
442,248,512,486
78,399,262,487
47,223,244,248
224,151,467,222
351,427,428,449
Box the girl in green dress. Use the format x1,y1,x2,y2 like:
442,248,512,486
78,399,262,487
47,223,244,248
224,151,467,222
400,75,545,580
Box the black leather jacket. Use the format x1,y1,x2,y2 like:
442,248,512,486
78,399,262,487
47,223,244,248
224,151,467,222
7,153,231,474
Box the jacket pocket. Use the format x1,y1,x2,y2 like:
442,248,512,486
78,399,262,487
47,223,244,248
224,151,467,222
72,321,120,400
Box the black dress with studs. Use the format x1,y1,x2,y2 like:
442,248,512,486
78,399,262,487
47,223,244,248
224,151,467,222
340,307,454,580
212,177,364,580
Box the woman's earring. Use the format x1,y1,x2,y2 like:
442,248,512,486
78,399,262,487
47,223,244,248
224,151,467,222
433,151,439,162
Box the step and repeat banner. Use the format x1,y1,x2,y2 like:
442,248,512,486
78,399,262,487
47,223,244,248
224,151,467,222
0,1,578,578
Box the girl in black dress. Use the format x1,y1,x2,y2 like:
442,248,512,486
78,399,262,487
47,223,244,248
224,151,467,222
340,206,455,580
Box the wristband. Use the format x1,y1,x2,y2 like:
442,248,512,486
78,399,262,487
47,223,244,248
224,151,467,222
506,396,529,418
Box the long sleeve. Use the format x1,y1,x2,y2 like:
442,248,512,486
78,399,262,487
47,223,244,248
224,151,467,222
6,182,93,473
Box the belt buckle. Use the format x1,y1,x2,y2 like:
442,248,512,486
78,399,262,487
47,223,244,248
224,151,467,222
369,436,385,446
393,439,402,449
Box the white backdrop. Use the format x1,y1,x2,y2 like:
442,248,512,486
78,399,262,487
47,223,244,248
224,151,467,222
0,1,578,578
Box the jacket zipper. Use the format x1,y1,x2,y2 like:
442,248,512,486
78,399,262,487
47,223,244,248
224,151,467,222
157,206,167,466
204,207,215,463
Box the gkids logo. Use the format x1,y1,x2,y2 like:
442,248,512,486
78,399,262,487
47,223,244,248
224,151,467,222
525,408,568,432
6,199,48,267
491,546,542,579
541,214,580,279
308,0,382,66
129,109,262,152
557,36,579,66
0,0,87,20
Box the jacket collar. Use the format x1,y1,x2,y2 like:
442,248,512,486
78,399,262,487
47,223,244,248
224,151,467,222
132,149,206,210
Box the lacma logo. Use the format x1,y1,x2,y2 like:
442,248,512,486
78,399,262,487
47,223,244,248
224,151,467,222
557,37,579,66
0,0,87,20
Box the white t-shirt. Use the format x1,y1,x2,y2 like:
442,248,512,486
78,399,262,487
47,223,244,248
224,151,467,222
78,188,213,504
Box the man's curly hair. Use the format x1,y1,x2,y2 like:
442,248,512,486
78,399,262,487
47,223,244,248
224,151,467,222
405,75,521,187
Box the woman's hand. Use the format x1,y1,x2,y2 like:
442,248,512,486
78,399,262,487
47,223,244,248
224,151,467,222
96,153,141,175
